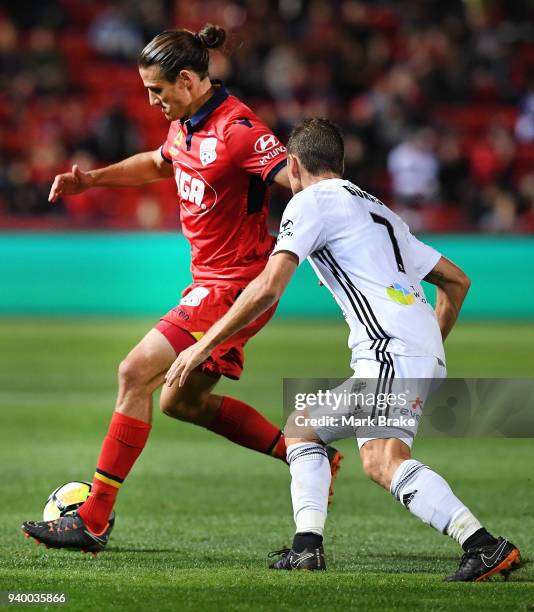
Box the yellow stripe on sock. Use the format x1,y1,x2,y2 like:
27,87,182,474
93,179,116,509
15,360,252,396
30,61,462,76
94,472,122,489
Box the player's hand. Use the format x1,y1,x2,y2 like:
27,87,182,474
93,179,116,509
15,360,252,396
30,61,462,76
48,164,94,203
165,341,212,387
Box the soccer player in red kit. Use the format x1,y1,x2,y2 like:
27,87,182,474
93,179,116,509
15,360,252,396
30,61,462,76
21,24,342,553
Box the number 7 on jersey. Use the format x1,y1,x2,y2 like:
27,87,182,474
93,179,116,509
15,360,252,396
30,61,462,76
370,212,406,273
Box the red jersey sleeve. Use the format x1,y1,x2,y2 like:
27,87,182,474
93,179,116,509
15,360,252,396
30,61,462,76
224,117,287,184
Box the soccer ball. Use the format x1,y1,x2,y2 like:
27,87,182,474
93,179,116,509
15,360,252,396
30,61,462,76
43,481,92,521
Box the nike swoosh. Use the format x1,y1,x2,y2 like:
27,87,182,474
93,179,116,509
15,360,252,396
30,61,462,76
83,529,108,546
290,552,315,569
481,540,507,567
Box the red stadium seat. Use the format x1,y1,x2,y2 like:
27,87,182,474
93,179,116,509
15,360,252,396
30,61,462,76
515,143,534,179
433,105,518,136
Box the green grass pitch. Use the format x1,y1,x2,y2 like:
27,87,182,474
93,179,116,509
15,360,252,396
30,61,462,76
0,319,533,611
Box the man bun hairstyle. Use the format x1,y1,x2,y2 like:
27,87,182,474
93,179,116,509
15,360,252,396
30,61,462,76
138,24,226,82
287,118,344,177
197,23,226,49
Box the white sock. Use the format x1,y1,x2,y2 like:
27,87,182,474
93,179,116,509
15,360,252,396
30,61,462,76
287,443,330,536
390,459,476,536
446,507,483,547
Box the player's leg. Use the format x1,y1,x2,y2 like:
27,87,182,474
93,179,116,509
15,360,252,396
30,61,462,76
158,288,342,476
160,354,343,510
21,328,178,550
160,381,287,458
76,328,178,533
269,415,330,570
359,436,521,580
357,351,521,581
269,380,356,571
358,354,483,544
114,327,181,421
157,317,287,461
359,436,482,537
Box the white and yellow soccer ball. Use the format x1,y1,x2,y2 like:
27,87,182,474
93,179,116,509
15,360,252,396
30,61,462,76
43,481,92,521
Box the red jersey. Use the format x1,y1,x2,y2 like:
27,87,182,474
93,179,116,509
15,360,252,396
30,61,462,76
161,82,287,282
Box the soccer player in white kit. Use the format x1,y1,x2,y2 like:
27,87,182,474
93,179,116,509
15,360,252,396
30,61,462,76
165,118,522,582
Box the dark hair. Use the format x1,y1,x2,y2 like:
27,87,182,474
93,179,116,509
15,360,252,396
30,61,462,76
138,24,226,82
287,118,344,176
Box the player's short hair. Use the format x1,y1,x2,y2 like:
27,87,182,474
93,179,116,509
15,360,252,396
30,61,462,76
138,24,226,82
287,118,344,177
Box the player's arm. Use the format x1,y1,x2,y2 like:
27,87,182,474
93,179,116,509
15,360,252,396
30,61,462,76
424,256,471,341
48,149,174,202
271,165,291,189
165,251,298,387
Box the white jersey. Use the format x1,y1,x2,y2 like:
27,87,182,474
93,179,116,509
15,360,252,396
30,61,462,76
272,178,445,367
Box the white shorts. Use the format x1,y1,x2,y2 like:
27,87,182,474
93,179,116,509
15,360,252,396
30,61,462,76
308,354,446,449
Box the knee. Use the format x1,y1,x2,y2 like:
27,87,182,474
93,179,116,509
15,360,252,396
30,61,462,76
118,357,138,388
160,394,188,420
283,410,320,444
284,411,301,439
118,355,152,392
159,392,210,423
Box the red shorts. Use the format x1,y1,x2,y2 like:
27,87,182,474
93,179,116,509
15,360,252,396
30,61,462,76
155,281,277,380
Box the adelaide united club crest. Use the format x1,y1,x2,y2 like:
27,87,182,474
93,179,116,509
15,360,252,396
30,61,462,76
199,137,218,166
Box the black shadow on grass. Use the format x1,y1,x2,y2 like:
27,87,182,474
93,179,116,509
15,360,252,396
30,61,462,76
346,554,532,582
107,547,181,554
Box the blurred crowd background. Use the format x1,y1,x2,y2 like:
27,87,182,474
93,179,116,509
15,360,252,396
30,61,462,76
1,0,533,232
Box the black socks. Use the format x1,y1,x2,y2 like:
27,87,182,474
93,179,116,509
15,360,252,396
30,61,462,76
293,531,323,553
462,527,498,552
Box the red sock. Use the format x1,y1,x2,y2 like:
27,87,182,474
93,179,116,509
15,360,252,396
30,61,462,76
78,412,151,534
207,396,287,462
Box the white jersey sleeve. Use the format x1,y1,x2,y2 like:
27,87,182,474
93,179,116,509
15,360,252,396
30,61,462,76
404,226,442,280
271,190,326,264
